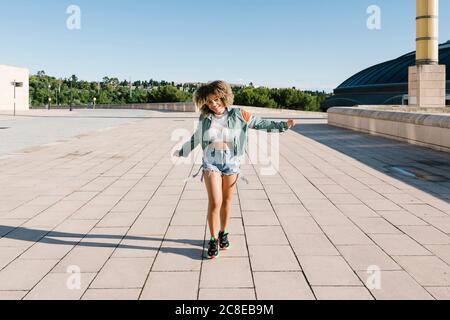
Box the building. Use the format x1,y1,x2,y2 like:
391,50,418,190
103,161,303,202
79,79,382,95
323,41,450,109
0,65,29,111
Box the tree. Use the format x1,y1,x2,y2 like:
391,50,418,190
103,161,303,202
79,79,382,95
28,71,326,112
148,85,191,103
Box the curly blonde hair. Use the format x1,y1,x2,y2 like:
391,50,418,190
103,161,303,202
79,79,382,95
193,80,234,117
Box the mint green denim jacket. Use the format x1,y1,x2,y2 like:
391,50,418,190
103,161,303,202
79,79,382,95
178,107,289,158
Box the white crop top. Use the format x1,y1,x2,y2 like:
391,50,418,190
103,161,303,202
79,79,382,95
209,110,231,143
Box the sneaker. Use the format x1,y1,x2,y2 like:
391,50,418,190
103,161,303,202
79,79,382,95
218,231,230,250
206,238,219,259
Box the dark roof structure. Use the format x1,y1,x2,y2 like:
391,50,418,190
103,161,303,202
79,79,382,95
323,41,450,109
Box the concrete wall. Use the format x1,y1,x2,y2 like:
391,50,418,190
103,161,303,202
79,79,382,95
0,65,29,111
97,102,196,112
31,102,197,112
328,107,450,153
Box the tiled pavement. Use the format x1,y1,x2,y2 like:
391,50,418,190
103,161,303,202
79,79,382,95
0,109,449,300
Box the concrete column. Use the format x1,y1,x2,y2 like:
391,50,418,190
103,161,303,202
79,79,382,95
416,0,439,65
408,0,446,108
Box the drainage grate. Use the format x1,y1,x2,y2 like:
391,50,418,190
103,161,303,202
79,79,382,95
0,127,10,130
386,165,448,182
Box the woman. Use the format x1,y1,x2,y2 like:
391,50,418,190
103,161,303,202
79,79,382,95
174,81,295,259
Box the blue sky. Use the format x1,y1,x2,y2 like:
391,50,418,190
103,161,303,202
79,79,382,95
1,0,449,92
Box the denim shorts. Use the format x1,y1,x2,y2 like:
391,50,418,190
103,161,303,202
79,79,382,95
202,147,241,176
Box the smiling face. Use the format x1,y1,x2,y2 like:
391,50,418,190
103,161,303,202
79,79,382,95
206,94,226,116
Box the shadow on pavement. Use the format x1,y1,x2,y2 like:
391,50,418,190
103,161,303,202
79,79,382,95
290,123,450,203
0,226,205,261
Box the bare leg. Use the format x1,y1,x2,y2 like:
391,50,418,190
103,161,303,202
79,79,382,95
203,170,223,238
220,174,239,233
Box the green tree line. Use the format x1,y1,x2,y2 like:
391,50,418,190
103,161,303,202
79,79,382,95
30,71,329,111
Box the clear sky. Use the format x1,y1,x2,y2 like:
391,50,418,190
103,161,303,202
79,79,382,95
1,0,449,92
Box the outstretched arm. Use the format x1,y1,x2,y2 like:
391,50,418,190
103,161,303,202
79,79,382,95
241,109,295,132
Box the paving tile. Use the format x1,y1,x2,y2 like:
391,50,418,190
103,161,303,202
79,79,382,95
141,272,199,300
128,218,170,236
52,246,116,273
0,247,26,269
315,184,348,194
357,270,434,300
181,190,209,200
264,184,293,194
399,226,450,245
165,226,205,247
313,286,373,300
0,227,48,248
290,234,340,256
238,190,268,200
19,239,75,260
205,218,244,236
171,213,206,226
217,235,248,258
422,216,450,233
336,204,379,218
70,205,112,220
363,200,402,211
242,211,280,226
253,272,315,300
268,193,300,205
425,287,450,300
337,245,401,271
24,272,96,300
112,238,162,258
279,216,323,235
392,256,450,287
350,217,402,234
177,200,208,212
140,205,175,218
300,256,362,286
249,246,301,271
383,193,423,205
378,211,428,226
326,194,362,205
0,259,59,290
0,291,28,300
240,199,273,212
90,258,153,289
199,288,256,300
310,211,353,226
200,257,253,288
402,205,447,218
370,234,432,256
50,219,98,234
82,288,141,300
424,245,450,264
97,212,140,228
245,226,288,246
321,225,374,245
152,248,203,271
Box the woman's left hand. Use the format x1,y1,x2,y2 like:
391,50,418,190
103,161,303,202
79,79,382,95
287,119,295,129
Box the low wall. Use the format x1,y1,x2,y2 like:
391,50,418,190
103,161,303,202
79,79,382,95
98,102,196,112
328,106,450,153
32,102,196,112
